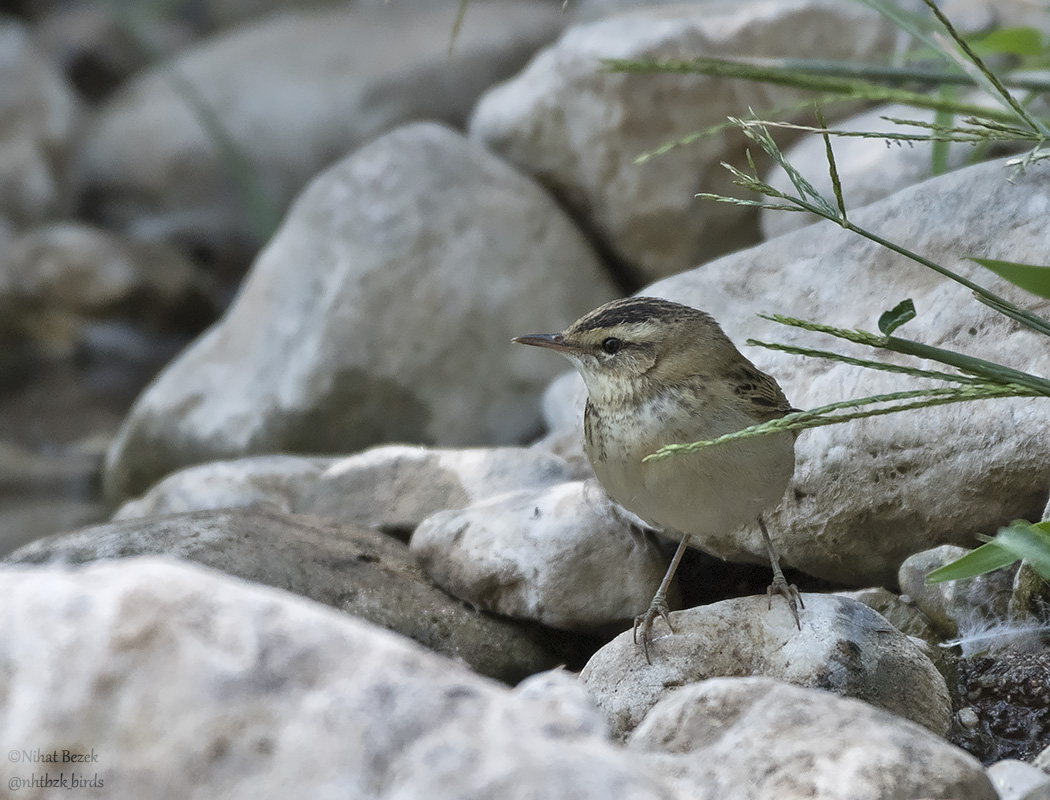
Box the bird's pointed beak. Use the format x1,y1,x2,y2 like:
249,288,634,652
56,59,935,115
511,333,575,353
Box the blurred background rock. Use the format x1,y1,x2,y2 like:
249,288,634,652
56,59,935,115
0,0,569,552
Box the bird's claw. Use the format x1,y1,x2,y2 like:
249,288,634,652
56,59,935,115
633,595,674,664
767,574,803,629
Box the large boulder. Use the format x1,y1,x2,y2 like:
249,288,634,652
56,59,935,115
0,557,670,798
470,0,902,282
4,509,563,682
412,480,672,629
630,677,996,800
579,594,951,738
102,122,617,501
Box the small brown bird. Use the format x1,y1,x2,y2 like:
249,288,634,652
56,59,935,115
514,296,801,661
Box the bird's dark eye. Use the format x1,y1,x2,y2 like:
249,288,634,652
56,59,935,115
601,337,623,355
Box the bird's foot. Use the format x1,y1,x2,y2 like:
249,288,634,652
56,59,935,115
766,573,803,629
758,515,802,629
633,594,674,664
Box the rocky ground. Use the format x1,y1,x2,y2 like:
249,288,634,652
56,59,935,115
2,0,1050,798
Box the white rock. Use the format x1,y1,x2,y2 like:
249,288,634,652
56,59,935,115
579,593,951,738
115,446,576,533
1033,742,1050,773
633,156,1050,586
300,445,579,534
74,2,565,265
898,545,1016,644
412,480,671,629
836,586,938,641
987,760,1050,800
513,668,612,740
832,586,953,674
6,508,561,682
102,122,617,501
629,676,996,800
470,0,902,281
0,19,79,225
0,557,674,798
112,454,334,520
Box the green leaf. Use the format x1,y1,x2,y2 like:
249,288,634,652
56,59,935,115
925,521,1050,584
970,256,1050,299
995,522,1050,580
878,299,916,335
972,26,1044,57
924,540,1019,583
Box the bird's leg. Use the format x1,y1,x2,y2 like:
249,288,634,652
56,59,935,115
758,515,802,629
634,534,690,664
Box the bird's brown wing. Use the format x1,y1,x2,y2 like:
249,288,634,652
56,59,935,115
726,363,795,424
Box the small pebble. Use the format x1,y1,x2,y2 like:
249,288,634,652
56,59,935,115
957,708,980,730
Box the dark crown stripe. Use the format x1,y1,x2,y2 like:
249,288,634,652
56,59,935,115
573,297,692,332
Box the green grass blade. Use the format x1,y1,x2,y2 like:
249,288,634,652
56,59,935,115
748,338,986,384
883,336,1050,394
448,0,470,55
970,257,1050,299
920,0,1048,135
603,56,1023,124
995,522,1050,580
816,106,847,221
759,312,1050,394
924,540,1019,583
642,383,1036,462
